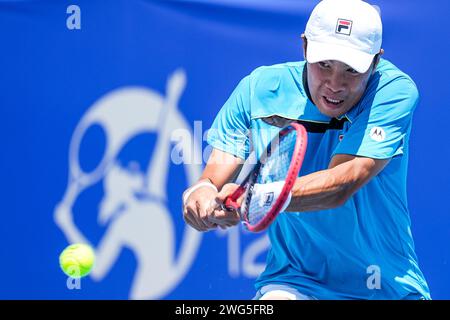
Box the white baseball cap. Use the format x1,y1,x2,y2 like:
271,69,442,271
304,0,382,73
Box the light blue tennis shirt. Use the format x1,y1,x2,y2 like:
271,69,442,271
207,58,431,300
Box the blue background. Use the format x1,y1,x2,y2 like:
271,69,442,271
0,0,449,299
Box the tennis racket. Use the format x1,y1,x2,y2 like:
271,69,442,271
222,122,307,232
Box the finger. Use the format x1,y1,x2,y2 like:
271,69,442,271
216,190,228,202
195,201,217,230
208,208,240,225
215,207,239,220
184,210,204,232
193,202,215,231
199,203,217,229
183,207,194,225
207,208,222,225
185,215,204,232
216,183,239,202
184,201,198,224
205,198,221,220
187,206,208,232
183,208,200,230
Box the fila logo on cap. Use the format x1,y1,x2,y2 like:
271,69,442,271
336,18,353,36
369,127,386,142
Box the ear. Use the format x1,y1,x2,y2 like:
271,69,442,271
371,49,384,75
301,34,307,60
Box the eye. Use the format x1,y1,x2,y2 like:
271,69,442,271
318,61,331,69
347,68,359,75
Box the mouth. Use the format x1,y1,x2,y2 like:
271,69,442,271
322,96,344,109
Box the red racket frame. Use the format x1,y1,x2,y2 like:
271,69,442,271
223,122,308,232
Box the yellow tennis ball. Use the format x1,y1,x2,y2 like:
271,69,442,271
59,243,95,278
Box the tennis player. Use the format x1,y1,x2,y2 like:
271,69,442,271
182,0,430,300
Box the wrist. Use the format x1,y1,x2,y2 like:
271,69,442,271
183,179,218,205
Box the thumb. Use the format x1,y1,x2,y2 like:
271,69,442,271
216,183,239,202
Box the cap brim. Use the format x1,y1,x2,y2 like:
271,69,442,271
306,40,375,74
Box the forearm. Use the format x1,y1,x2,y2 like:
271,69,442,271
286,161,362,212
199,148,243,189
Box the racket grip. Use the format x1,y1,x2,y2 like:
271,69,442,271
222,196,239,211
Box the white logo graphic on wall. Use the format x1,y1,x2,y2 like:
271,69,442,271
54,70,203,299
369,127,386,142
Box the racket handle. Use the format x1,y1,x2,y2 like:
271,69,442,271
222,196,239,211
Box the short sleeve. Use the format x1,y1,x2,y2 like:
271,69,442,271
333,78,419,159
206,76,252,160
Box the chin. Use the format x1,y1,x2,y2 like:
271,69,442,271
317,104,347,118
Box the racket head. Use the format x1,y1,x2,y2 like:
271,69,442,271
225,122,307,232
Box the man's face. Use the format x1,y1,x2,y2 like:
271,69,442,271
306,59,375,118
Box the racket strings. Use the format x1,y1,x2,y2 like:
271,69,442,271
244,130,297,226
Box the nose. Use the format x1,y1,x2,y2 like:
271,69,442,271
326,71,345,94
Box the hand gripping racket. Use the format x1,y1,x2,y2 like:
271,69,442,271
222,122,307,232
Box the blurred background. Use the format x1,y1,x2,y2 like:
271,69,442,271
0,0,449,299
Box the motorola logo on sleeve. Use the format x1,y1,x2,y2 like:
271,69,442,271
369,126,386,142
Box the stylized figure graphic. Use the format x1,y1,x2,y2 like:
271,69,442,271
55,70,202,299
